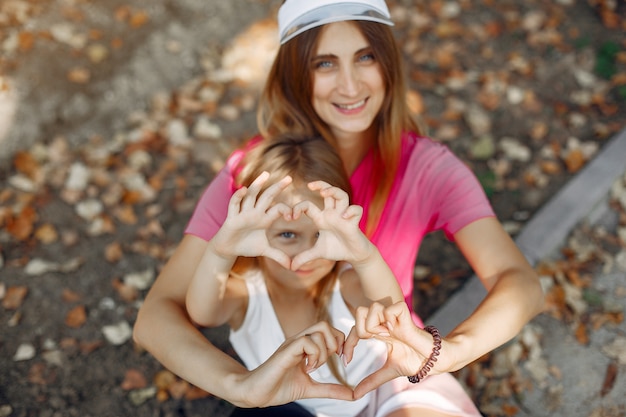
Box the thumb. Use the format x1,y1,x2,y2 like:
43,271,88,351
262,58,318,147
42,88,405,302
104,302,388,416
353,367,398,399
290,249,318,271
264,248,292,270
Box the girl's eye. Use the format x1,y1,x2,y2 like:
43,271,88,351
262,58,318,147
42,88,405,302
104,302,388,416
315,232,320,239
280,231,296,239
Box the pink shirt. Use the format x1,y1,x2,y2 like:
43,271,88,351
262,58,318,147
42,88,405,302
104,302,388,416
185,133,495,323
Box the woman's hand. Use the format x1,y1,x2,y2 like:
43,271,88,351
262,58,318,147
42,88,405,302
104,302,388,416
212,172,293,268
291,181,371,270
343,302,456,399
232,322,354,407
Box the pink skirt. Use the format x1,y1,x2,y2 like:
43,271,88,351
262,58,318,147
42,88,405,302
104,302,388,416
357,373,481,417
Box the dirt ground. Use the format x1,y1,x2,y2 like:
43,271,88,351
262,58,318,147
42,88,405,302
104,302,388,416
0,1,624,416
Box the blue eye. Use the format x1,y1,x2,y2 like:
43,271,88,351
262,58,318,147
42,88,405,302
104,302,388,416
280,231,296,239
358,53,375,63
315,60,333,69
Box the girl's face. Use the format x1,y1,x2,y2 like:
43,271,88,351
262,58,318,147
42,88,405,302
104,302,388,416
311,21,385,142
261,188,335,291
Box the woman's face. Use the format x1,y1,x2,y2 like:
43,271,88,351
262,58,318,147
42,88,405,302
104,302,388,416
311,21,385,142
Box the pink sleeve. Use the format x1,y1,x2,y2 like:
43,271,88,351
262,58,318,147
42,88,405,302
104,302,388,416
184,151,243,241
426,148,495,239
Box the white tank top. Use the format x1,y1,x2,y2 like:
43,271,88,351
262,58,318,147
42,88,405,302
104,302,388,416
229,269,387,417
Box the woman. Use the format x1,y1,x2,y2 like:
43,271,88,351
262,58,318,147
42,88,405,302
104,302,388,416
133,0,544,414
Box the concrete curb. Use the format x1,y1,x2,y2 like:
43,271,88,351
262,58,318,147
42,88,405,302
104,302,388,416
428,127,626,335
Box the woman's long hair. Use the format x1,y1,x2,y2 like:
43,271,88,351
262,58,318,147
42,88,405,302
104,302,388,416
233,135,352,386
257,21,421,236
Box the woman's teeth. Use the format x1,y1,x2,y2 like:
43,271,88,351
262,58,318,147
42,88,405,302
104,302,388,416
337,99,365,110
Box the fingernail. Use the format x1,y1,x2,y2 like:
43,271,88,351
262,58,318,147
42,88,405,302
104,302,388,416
386,321,394,331
341,354,348,368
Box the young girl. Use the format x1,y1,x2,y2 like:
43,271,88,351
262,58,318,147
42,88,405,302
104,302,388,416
185,136,482,417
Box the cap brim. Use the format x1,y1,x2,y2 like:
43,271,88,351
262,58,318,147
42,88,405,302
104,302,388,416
280,4,393,44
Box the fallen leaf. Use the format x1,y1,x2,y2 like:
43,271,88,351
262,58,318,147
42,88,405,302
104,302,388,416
67,67,90,83
65,305,87,328
6,205,37,240
154,369,176,390
111,37,123,49
79,340,103,355
27,362,56,385
564,148,585,173
13,150,39,178
574,322,589,345
87,43,108,63
121,369,148,390
502,403,519,416
112,278,138,302
2,286,28,310
600,362,618,397
168,379,190,399
34,223,58,244
105,241,123,263
18,31,35,51
129,10,149,28
114,5,131,22
185,385,212,400
61,288,82,303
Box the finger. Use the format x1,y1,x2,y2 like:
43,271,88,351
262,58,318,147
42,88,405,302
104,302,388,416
342,326,360,365
291,249,318,271
308,181,337,210
363,302,391,336
227,187,248,216
353,303,389,338
341,204,363,220
307,180,331,192
297,322,345,355
321,186,350,211
241,171,270,211
292,200,319,220
382,301,412,333
266,202,292,222
256,175,293,211
305,382,354,402
263,247,291,270
301,337,322,373
353,367,399,399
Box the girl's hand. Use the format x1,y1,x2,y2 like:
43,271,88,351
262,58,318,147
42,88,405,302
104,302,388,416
291,181,370,270
343,302,456,399
212,172,293,268
233,322,354,407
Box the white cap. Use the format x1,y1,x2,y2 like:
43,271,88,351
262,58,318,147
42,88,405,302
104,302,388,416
278,0,394,44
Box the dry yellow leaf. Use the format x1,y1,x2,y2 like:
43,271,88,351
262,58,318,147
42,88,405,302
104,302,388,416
67,67,90,84
35,223,58,244
65,305,87,328
2,286,29,310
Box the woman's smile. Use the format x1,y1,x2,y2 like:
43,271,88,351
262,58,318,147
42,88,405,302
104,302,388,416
335,98,368,112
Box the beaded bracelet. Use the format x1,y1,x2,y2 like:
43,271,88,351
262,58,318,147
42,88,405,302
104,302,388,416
407,325,441,383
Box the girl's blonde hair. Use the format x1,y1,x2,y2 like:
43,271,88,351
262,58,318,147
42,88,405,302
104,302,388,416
257,20,422,236
233,135,351,386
